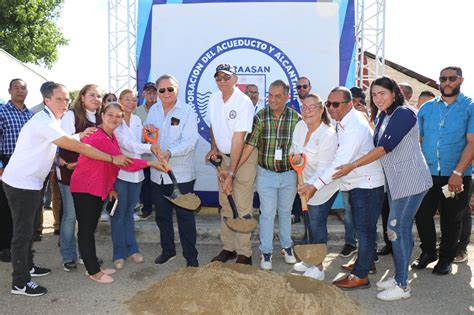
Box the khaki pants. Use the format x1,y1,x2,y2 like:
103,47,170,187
218,151,257,257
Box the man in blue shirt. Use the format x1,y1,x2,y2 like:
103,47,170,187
0,79,33,263
414,66,474,275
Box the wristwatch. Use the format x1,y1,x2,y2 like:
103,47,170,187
452,170,462,177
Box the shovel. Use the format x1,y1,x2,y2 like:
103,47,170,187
289,154,310,243
161,159,201,211
208,155,257,233
142,127,159,145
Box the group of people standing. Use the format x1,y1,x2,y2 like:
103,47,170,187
0,64,471,302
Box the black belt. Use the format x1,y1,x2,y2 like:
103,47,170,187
260,165,291,173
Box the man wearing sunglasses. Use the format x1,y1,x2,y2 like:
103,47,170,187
296,77,312,100
413,66,474,274
205,63,257,265
298,87,385,290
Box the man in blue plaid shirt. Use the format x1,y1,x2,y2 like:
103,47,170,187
0,79,33,263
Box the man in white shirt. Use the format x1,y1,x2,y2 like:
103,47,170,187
299,87,385,290
3,83,130,297
205,63,257,265
144,74,199,267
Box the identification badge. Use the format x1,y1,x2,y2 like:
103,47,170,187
275,148,283,161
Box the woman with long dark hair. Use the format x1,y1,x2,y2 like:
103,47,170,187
334,76,432,301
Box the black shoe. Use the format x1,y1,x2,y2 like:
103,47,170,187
339,244,357,257
432,259,452,275
155,253,176,265
186,259,199,267
0,248,12,262
377,245,392,256
54,230,60,235
33,232,42,242
211,250,237,263
235,255,252,265
29,266,51,277
63,261,77,272
411,253,437,269
373,254,379,263
11,281,47,297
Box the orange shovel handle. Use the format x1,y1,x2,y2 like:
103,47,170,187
143,127,159,144
289,154,308,212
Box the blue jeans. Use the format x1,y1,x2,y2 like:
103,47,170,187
342,191,357,246
256,167,297,254
307,192,338,243
349,186,384,278
58,183,78,263
387,189,427,288
111,179,142,260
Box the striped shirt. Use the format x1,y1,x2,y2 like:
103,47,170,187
246,105,300,172
376,106,432,200
0,101,33,156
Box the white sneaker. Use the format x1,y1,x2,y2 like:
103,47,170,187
281,247,297,264
376,277,397,291
376,285,411,301
303,266,325,281
100,212,110,222
293,261,310,272
133,213,140,221
260,253,272,270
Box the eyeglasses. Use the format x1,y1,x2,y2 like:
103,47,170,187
325,100,349,108
158,87,175,94
296,84,309,90
215,74,232,82
439,76,459,83
246,91,258,95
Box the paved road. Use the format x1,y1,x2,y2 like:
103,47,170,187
0,211,472,314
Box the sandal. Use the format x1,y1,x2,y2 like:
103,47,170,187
128,253,144,263
114,259,125,269
89,272,114,284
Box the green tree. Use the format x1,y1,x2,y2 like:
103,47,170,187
0,0,69,68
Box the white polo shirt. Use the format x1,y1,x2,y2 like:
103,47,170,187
3,107,66,190
207,87,254,154
314,108,385,191
114,114,151,183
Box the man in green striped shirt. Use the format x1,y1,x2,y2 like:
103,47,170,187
238,80,300,270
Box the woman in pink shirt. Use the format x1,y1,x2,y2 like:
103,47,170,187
70,102,165,284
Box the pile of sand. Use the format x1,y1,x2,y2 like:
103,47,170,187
127,263,364,315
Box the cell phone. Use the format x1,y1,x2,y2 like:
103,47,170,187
109,198,119,216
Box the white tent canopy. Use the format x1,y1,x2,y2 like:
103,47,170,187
0,48,48,108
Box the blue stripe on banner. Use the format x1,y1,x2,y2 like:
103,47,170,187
339,0,355,86
345,45,357,87
137,0,153,56
136,9,153,101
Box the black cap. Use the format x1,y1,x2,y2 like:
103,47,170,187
143,82,157,92
214,63,235,77
40,81,55,97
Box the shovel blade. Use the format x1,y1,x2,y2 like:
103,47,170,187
294,244,327,266
224,217,257,233
163,193,201,211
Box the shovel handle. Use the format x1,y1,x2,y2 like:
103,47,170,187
143,127,159,144
161,159,181,192
297,173,308,212
208,155,239,219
